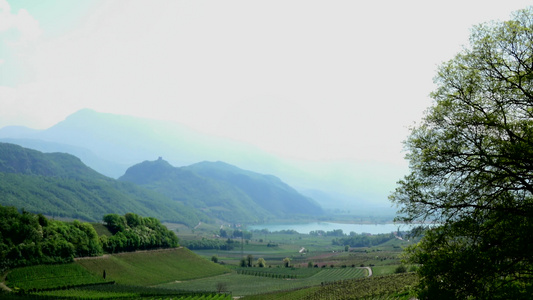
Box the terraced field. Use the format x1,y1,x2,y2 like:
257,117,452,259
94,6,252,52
159,267,367,296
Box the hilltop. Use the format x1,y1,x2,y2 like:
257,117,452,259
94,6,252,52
0,142,323,225
120,158,323,223
0,109,402,215
0,142,204,225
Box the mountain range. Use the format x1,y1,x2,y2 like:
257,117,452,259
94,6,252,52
0,142,322,225
0,109,404,216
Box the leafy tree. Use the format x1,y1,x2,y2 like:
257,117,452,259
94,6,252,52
257,257,267,268
391,7,533,299
216,282,228,293
394,265,407,274
283,257,291,268
211,255,218,263
101,213,179,253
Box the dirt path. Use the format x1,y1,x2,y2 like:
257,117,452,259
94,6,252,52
0,272,12,292
362,266,372,277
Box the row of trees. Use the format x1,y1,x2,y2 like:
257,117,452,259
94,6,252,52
219,228,252,240
101,213,179,253
0,206,102,272
237,254,288,268
332,233,395,248
183,238,236,250
0,206,179,272
310,229,345,237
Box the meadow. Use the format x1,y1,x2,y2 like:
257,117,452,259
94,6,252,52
2,221,418,299
159,267,367,296
75,247,229,286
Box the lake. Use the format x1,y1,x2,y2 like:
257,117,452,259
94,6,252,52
248,222,415,235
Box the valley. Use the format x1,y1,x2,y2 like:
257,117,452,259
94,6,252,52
0,122,410,299
2,218,417,299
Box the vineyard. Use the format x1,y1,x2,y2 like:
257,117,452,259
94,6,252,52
235,266,322,278
32,286,233,300
5,263,107,291
75,248,229,286
160,267,367,296
307,273,418,299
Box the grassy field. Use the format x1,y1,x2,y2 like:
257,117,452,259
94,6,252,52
159,267,367,296
5,263,107,291
3,222,418,299
75,247,230,286
240,273,417,300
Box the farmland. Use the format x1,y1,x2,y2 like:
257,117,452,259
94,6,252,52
75,247,230,286
5,263,107,291
159,267,367,296
2,222,418,299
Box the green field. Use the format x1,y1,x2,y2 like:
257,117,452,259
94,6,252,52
5,263,107,291
159,267,367,296
75,247,230,286
2,222,417,299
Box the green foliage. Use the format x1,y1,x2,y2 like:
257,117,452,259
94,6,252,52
182,238,235,251
332,233,395,247
282,257,291,268
394,265,407,274
76,248,229,286
5,263,107,291
0,205,179,273
308,273,417,299
35,286,232,300
101,213,179,253
256,257,267,268
390,7,533,299
0,205,103,271
0,142,203,226
119,159,324,224
161,267,367,296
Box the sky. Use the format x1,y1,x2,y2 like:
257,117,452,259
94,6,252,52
1,0,532,166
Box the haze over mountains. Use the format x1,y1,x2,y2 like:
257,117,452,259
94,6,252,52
0,109,404,215
0,142,323,224
120,159,323,222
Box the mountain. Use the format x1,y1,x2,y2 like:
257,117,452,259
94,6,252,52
0,109,405,215
0,143,205,225
119,159,324,223
0,109,277,175
184,161,324,216
0,137,129,178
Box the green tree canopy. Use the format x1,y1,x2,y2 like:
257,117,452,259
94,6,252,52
391,7,533,299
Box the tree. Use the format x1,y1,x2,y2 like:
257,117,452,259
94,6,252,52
390,7,533,299
257,257,267,268
283,257,291,268
246,254,253,267
239,257,247,267
216,282,228,293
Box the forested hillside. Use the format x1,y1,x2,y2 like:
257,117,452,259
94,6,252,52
119,159,323,223
186,161,324,216
0,206,179,271
0,143,204,225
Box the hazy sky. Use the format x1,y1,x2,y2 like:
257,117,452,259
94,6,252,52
1,0,532,165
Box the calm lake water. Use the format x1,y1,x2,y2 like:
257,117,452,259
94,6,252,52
248,222,415,235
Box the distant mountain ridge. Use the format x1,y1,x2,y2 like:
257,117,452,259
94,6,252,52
0,108,404,216
120,158,324,223
0,142,323,225
0,142,205,225
184,161,323,215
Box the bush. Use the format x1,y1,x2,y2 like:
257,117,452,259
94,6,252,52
395,265,407,273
